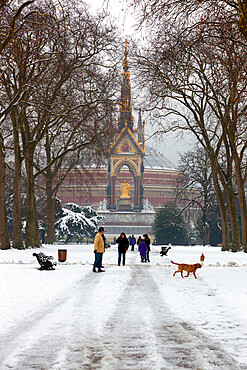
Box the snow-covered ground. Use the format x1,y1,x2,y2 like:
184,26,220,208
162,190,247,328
0,243,247,369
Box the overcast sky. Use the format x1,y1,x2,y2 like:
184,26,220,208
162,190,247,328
85,0,192,165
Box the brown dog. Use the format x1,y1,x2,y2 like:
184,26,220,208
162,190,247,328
171,260,202,279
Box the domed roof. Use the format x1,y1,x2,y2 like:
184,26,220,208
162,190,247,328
144,145,176,170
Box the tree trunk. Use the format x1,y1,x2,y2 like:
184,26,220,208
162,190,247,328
210,160,230,250
0,136,10,250
218,200,230,251
202,223,210,246
233,153,247,252
202,192,210,245
228,195,241,252
210,149,241,252
33,195,41,246
45,174,56,244
44,133,56,244
25,151,41,248
224,182,241,252
12,119,24,249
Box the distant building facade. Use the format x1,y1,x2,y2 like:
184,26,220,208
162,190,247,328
58,146,179,210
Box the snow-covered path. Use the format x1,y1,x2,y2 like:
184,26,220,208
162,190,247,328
0,246,245,369
80,266,240,370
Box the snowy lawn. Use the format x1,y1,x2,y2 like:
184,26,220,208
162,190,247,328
0,244,247,369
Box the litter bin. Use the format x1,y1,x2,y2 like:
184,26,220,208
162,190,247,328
58,249,67,262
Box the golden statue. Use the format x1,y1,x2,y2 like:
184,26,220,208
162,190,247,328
120,181,130,198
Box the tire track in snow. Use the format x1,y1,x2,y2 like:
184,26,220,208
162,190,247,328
0,265,133,369
1,263,243,369
0,270,105,369
66,266,243,370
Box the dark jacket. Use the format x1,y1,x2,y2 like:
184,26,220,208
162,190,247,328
116,236,129,253
144,237,151,251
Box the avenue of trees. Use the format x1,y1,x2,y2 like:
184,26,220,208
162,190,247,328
132,0,247,252
1,1,246,252
0,0,120,249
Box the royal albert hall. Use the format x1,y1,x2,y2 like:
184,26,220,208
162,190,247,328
57,42,180,215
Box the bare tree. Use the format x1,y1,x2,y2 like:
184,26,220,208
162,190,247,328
0,0,35,250
0,133,10,249
176,144,215,245
1,0,120,248
30,3,120,244
0,0,35,54
130,0,247,39
133,6,246,251
35,86,118,244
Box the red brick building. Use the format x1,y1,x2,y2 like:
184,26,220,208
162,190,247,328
57,145,179,210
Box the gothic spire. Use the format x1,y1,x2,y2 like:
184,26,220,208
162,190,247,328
118,39,134,132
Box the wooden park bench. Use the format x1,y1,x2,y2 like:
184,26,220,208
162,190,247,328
33,252,56,270
160,246,171,256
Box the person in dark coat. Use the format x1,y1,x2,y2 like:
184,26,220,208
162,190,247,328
116,232,129,266
143,233,151,262
139,239,148,263
129,235,136,251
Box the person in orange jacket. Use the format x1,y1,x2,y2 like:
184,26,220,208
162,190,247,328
93,227,105,273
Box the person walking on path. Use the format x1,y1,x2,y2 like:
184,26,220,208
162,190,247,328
143,234,151,262
116,232,129,266
129,235,136,251
93,227,105,273
137,236,141,251
139,239,148,263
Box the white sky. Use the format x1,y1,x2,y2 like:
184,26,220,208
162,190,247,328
85,0,192,165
